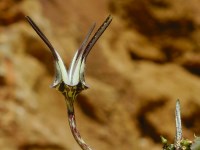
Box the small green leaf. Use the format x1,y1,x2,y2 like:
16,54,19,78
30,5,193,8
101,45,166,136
161,136,168,144
181,139,192,147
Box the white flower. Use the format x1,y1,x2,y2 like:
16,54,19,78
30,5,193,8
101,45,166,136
26,15,112,92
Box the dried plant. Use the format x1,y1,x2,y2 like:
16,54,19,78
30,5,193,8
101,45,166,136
26,15,112,150
161,100,200,150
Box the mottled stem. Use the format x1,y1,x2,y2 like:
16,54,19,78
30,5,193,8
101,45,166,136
175,99,182,150
66,99,93,150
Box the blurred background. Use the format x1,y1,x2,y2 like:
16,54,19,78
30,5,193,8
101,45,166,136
0,0,200,149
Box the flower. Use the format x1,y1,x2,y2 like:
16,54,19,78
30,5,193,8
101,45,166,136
26,16,112,150
26,15,112,98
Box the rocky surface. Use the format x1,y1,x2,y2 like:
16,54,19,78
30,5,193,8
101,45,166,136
0,0,200,150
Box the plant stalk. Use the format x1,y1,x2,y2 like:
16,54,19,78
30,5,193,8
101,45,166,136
66,99,93,150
